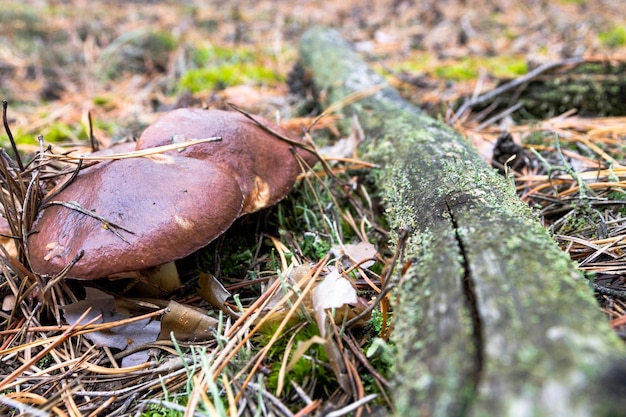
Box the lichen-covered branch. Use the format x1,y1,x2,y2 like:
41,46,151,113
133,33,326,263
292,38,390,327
299,28,625,417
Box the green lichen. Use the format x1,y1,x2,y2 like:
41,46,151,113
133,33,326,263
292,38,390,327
300,28,626,416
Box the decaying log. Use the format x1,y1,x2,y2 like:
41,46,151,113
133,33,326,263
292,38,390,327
299,28,626,416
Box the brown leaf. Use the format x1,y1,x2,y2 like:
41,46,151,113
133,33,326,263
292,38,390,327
325,337,353,396
319,114,363,160
136,262,182,295
312,270,358,338
159,300,218,342
197,272,240,318
62,288,161,367
340,241,377,268
265,263,314,311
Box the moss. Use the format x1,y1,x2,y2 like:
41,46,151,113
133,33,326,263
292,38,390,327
92,96,110,107
1,119,88,148
191,45,254,67
253,321,335,396
179,44,281,92
300,28,626,416
395,55,527,81
300,232,331,260
433,58,479,81
0,6,43,38
486,56,528,78
391,53,434,74
178,63,280,92
141,31,177,56
41,121,89,143
599,26,626,48
91,97,120,115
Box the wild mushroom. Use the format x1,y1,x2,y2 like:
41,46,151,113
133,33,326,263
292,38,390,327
28,154,244,280
135,108,317,214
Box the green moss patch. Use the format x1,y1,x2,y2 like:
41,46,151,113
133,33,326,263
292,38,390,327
179,45,280,92
599,26,626,48
179,64,280,92
394,55,528,81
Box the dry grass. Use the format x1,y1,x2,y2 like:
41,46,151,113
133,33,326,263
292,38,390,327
457,110,626,336
3,0,626,415
0,98,395,415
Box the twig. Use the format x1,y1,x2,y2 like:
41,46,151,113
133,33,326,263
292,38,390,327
44,158,83,203
246,381,295,417
228,103,317,154
0,395,51,417
343,333,391,388
227,102,342,184
44,137,222,161
21,168,42,264
592,282,626,300
0,308,98,391
88,111,98,152
475,102,524,131
454,57,585,120
41,200,133,243
324,394,378,417
42,250,84,292
2,101,25,172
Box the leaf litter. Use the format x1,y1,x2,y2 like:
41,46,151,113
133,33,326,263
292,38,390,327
2,0,626,415
0,109,391,414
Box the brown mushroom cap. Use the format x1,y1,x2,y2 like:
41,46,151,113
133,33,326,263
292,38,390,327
28,154,244,280
135,109,317,214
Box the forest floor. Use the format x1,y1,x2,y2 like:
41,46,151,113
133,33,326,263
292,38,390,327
1,0,626,415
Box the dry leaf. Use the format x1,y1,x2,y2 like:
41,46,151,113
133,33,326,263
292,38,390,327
264,263,314,311
319,114,363,160
325,336,353,395
312,270,358,338
337,241,377,268
159,300,218,342
2,294,16,311
136,262,182,295
286,335,327,372
62,288,161,367
277,335,327,396
197,272,239,318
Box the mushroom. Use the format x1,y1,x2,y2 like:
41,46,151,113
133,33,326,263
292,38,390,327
135,108,317,214
28,154,244,280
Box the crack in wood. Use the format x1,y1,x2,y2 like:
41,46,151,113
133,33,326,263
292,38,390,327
445,200,484,414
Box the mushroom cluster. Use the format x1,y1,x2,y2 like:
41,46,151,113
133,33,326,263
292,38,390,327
27,109,317,280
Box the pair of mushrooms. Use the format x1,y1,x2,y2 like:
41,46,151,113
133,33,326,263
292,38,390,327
28,109,317,280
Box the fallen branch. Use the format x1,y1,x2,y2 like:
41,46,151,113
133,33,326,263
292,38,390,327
299,28,626,417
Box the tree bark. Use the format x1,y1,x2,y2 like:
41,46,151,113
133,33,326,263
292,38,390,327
299,28,626,417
